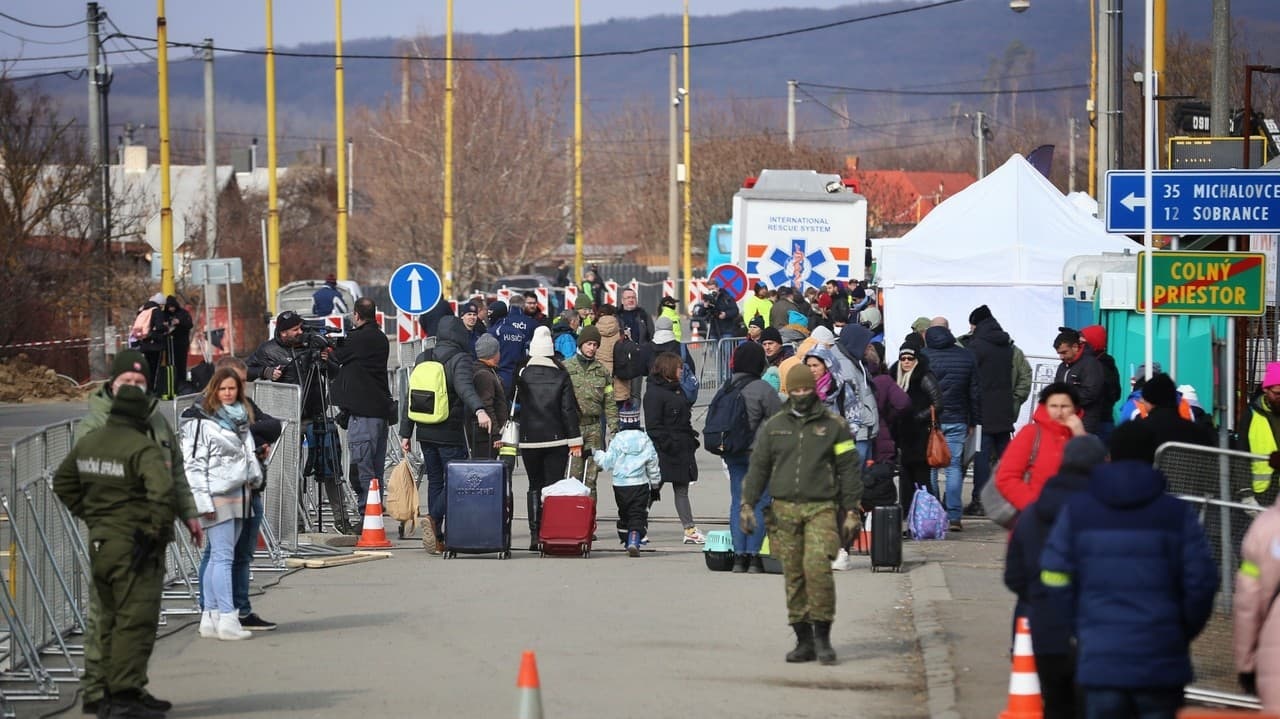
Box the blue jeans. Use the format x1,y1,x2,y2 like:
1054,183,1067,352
930,423,969,522
201,519,242,614
726,454,769,554
1083,687,1182,719
199,493,264,617
971,431,1012,499
419,441,470,536
855,439,871,466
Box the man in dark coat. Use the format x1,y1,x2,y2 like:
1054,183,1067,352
1053,327,1108,436
706,279,741,339
1107,373,1216,463
921,325,981,529
162,295,194,395
963,305,1016,517
489,303,535,399
331,297,395,510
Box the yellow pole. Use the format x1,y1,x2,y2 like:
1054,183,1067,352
156,0,175,296
1154,0,1166,167
573,0,584,286
265,0,280,313
681,0,692,298
1088,0,1097,198
442,0,455,299
334,0,348,280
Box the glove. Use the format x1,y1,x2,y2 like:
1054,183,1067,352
1270,452,1280,472
840,511,863,546
1240,672,1258,695
580,447,593,459
649,486,662,504
130,529,161,571
739,503,757,535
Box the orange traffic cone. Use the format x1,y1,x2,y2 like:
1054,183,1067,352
515,650,543,719
355,478,393,549
689,323,701,351
857,511,872,554
999,616,1042,719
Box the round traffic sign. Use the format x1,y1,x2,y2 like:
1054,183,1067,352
708,263,749,301
387,262,443,315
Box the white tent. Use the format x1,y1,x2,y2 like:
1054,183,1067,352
877,154,1137,359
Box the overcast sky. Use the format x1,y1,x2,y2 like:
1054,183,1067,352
2,1,874,73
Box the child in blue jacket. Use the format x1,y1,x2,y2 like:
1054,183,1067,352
585,406,659,556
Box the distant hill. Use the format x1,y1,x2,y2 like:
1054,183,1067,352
25,0,1280,157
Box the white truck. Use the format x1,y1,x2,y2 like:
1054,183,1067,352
727,169,868,291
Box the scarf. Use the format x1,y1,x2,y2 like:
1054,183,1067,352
214,401,247,434
815,370,833,402
896,366,914,391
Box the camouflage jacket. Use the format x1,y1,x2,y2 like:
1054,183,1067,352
565,354,618,432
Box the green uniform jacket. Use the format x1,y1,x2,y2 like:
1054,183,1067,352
742,399,862,510
1011,343,1032,413
565,354,618,432
55,409,176,541
79,385,199,521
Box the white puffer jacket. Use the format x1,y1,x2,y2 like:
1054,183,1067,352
181,408,263,515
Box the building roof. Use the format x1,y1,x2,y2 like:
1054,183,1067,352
854,169,977,227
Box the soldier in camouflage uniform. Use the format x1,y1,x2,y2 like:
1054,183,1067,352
742,363,862,665
565,325,618,499
74,351,201,716
54,380,179,719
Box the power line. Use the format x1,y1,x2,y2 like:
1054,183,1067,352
109,0,970,64
0,11,84,30
7,67,87,82
799,80,1088,97
104,15,157,62
0,50,90,63
0,27,89,45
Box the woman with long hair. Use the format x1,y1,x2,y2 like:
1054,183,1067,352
644,351,704,543
182,367,262,641
889,345,944,506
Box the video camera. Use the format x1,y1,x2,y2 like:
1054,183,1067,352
299,318,345,346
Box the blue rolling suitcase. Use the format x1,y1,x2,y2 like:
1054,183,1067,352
442,459,512,559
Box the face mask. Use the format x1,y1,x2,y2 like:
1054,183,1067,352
790,393,818,413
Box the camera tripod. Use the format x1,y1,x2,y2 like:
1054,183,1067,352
298,347,358,535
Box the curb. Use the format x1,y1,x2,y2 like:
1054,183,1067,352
910,561,962,719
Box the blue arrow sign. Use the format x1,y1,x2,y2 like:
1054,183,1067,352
1106,170,1280,234
388,262,442,315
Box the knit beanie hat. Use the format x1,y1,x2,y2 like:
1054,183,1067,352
810,325,836,345
911,316,931,334
458,301,478,318
618,404,642,430
475,334,500,360
1141,373,1178,408
732,341,767,379
968,305,993,325
748,314,766,329
785,363,816,392
577,325,601,348
1264,362,1280,389
652,316,676,344
488,301,508,322
529,326,554,358
860,306,882,328
110,350,150,386
760,327,783,344
275,310,304,334
1059,435,1108,473
1080,324,1107,353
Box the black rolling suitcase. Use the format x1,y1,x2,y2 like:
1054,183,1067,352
442,459,512,559
870,505,903,572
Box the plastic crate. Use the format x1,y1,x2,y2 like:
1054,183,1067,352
704,551,735,571
704,530,733,553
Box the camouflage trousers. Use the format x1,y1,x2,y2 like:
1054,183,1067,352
765,500,839,624
570,422,604,500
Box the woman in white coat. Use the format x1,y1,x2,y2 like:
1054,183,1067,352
183,367,263,640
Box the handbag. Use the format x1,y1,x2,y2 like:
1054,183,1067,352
499,368,522,451
925,407,952,469
980,426,1041,529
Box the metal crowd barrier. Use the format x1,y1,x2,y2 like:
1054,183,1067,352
1155,441,1265,710
250,382,304,552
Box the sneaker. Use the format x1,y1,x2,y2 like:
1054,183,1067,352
949,520,964,533
830,548,856,571
239,613,278,631
639,534,650,545
626,530,641,557
682,527,706,545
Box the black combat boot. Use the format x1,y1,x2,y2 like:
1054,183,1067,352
98,690,166,719
748,555,765,574
527,491,542,551
786,622,816,663
812,621,838,665
731,554,749,573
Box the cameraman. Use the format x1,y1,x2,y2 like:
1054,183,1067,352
330,298,394,510
705,278,742,340
246,311,335,419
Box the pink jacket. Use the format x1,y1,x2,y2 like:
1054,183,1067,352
1234,504,1280,710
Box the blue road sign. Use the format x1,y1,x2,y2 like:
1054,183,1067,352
1106,170,1280,234
388,262,442,315
708,263,748,301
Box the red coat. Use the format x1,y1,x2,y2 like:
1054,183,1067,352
994,404,1077,511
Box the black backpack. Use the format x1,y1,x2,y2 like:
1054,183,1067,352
702,376,755,456
1099,352,1122,407
613,337,647,380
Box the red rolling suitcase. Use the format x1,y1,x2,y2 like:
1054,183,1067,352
539,496,596,557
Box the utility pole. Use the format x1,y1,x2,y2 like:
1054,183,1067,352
265,0,281,313
87,2,107,377
202,38,218,362
334,0,348,281
786,80,797,150
668,54,679,287
1210,0,1230,135
572,0,584,289
156,0,176,297
974,111,988,179
400,56,410,125
1068,116,1077,194
681,0,692,300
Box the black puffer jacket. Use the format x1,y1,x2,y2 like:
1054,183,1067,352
245,334,335,419
922,326,981,426
399,316,485,447
514,358,581,447
889,355,944,460
1054,350,1106,434
966,318,1016,433
644,375,699,485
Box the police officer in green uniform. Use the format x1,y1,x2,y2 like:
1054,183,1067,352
741,363,862,665
565,325,618,500
74,351,202,717
54,379,178,718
